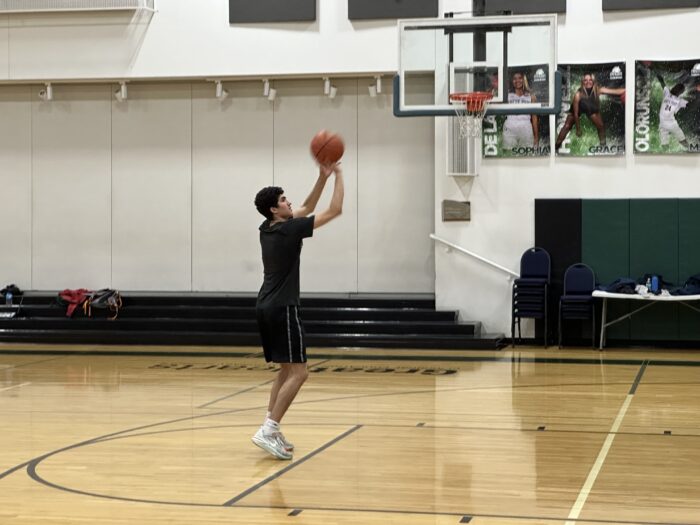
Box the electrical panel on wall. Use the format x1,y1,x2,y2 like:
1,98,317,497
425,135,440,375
348,0,438,20
481,0,567,15
603,0,700,9
229,0,316,23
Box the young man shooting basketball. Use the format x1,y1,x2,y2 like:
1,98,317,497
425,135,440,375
251,162,344,460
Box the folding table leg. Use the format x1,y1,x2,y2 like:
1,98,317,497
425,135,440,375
599,298,607,350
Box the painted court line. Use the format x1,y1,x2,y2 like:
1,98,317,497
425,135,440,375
223,425,362,506
565,395,633,524
197,379,275,409
0,382,31,393
565,361,648,525
198,359,331,409
628,361,648,395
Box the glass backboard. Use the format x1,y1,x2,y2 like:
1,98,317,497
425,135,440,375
396,14,559,116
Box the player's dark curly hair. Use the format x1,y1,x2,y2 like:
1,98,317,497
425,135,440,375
255,186,284,220
671,83,685,97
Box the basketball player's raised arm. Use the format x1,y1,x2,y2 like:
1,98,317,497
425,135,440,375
313,165,344,229
294,164,333,218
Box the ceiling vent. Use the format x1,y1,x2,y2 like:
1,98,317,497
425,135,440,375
0,0,155,13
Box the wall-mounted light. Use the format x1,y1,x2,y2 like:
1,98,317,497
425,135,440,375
215,80,228,101
38,83,53,101
268,88,277,102
323,77,331,95
115,81,128,102
263,79,270,97
368,75,382,97
328,85,338,99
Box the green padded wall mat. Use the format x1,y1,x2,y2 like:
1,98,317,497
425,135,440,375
582,200,630,341
678,199,700,340
629,199,679,341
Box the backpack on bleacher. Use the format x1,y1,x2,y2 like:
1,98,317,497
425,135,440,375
57,289,91,317
86,289,122,320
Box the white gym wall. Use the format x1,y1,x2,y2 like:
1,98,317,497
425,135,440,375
0,82,433,294
31,85,112,289
111,83,193,290
0,87,32,287
191,81,274,292
1,0,699,332
0,1,396,79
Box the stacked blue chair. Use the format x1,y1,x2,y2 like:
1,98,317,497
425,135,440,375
558,263,596,348
511,247,551,347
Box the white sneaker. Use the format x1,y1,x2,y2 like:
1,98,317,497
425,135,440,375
252,428,292,460
277,431,294,451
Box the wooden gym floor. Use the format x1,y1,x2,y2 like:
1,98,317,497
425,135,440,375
1,344,700,524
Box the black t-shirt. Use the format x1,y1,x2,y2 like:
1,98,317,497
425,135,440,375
256,216,314,309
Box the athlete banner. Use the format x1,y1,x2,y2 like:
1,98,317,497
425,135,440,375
482,64,551,158
635,59,700,154
555,62,627,157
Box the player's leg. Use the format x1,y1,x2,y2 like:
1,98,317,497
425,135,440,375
270,363,308,423
269,305,308,422
256,307,290,417
266,305,309,451
502,121,517,149
518,122,534,148
251,306,298,459
253,364,299,459
256,367,294,453
669,119,688,148
555,114,575,150
266,365,289,417
250,362,307,457
659,122,670,147
590,113,606,145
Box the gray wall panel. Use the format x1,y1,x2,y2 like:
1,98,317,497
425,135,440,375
483,0,566,14
229,0,315,23
603,0,700,10
348,0,438,20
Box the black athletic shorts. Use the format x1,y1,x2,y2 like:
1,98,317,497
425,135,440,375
256,305,307,363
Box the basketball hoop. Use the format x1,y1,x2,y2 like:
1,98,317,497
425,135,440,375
449,92,494,139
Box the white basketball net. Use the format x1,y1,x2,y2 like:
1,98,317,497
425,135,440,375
450,92,493,139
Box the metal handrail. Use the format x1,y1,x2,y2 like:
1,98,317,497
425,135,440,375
430,234,520,279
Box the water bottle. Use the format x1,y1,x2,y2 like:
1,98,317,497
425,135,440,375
651,275,659,294
645,277,651,290
5,291,12,306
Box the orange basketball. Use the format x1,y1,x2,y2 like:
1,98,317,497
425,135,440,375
310,130,344,165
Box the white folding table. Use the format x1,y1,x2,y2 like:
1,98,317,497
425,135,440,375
592,290,700,349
